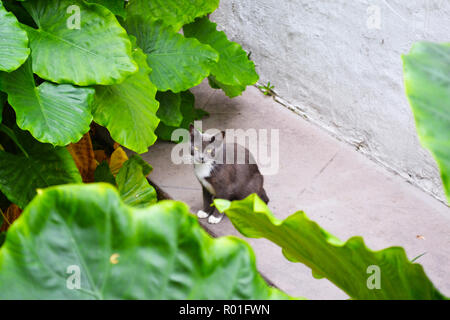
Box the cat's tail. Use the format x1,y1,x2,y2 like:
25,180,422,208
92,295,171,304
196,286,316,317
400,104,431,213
258,188,270,204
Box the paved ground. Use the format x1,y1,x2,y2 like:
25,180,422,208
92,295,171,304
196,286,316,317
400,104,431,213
139,81,450,299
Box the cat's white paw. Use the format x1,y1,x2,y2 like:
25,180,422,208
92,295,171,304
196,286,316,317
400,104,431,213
197,210,209,219
208,214,223,224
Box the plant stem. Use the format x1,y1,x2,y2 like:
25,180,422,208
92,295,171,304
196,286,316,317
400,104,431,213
0,208,10,226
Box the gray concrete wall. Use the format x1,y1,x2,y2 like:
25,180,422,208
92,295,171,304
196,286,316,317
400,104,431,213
211,0,450,201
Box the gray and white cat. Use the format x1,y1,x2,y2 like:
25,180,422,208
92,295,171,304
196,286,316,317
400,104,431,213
190,125,269,224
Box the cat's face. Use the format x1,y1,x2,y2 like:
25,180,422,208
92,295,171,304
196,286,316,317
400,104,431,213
189,125,224,164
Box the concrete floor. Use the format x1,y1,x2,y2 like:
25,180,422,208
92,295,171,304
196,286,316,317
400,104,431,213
140,81,450,300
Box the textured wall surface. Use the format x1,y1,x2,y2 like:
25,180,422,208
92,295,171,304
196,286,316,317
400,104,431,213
211,0,450,201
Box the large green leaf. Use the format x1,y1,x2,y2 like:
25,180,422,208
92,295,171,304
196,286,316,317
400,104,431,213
22,0,137,85
0,59,94,146
116,155,157,208
86,0,125,17
92,38,159,154
214,195,447,300
156,91,182,127
94,161,116,185
0,127,81,209
126,0,219,32
156,90,208,141
184,17,258,91
403,42,450,203
208,75,246,99
0,184,290,299
125,16,218,92
0,0,29,72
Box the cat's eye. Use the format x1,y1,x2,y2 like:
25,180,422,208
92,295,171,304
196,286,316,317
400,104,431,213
206,149,212,153
194,146,199,151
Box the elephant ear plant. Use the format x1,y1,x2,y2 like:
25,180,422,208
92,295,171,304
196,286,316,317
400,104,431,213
214,196,446,300
0,184,290,299
0,0,272,299
0,0,258,152
0,0,259,213
402,42,450,203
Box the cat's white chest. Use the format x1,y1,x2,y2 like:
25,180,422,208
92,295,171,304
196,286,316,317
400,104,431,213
194,163,216,195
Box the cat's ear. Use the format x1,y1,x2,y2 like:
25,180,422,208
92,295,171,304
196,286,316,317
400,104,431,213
217,130,226,140
211,130,225,143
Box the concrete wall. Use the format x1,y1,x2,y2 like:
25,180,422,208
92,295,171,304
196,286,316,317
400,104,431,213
211,0,450,201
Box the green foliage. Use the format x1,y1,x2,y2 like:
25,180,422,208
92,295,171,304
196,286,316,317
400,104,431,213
86,0,126,18
126,0,219,31
116,155,157,207
1,0,37,29
0,0,257,155
22,0,137,85
125,16,219,92
0,0,29,72
184,17,259,96
0,126,81,209
0,0,282,300
0,59,94,146
0,0,258,221
258,81,275,96
156,91,183,127
0,184,290,299
92,37,159,154
208,75,246,98
182,16,260,98
93,156,157,207
93,161,116,185
156,90,208,141
215,195,447,300
403,42,450,203
5,0,442,301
